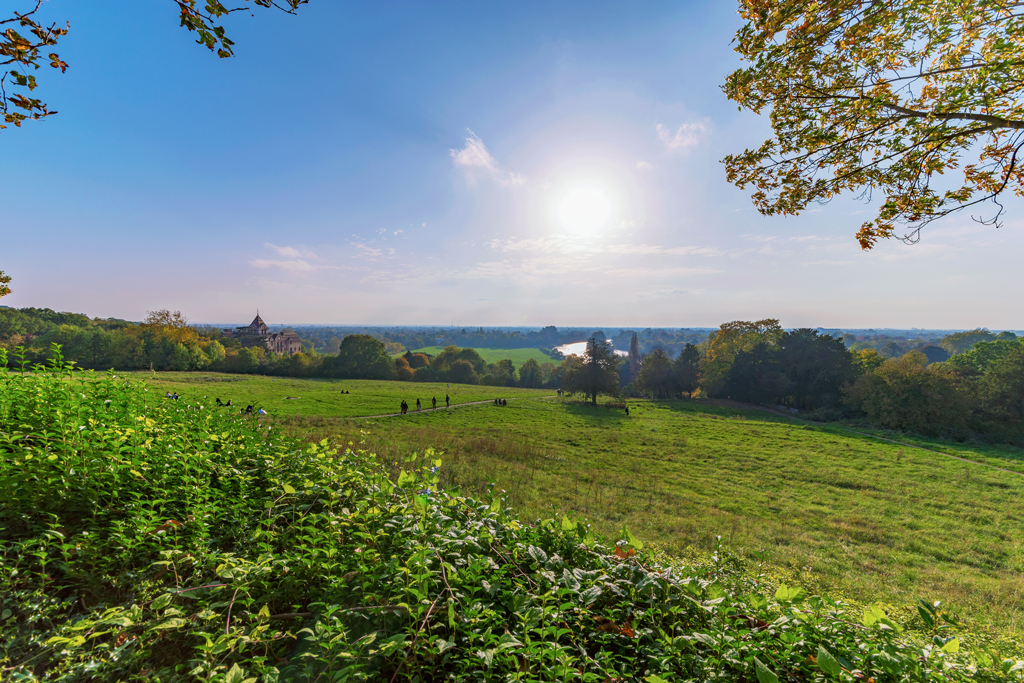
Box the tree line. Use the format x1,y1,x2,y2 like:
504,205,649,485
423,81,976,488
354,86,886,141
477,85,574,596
4,305,1022,444
629,320,1024,445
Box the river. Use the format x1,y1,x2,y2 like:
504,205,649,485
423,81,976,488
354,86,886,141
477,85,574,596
554,341,629,357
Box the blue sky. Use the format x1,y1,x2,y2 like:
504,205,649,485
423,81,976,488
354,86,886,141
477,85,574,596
3,1,1023,328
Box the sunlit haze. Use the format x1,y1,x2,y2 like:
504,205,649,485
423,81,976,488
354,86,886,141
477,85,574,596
3,1,1022,329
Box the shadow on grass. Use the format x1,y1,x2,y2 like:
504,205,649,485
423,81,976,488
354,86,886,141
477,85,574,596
561,400,630,425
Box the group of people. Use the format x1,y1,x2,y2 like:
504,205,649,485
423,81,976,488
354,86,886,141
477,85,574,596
215,398,234,407
164,392,180,400
399,395,450,415
493,398,507,406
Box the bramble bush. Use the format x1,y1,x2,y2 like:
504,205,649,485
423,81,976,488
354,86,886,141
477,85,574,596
1,346,1020,681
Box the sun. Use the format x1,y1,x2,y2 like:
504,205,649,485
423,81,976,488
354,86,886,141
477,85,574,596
557,186,611,233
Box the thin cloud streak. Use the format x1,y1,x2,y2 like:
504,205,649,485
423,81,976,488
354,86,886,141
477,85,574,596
450,129,526,186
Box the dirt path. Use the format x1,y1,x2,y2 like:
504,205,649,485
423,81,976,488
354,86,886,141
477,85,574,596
354,395,557,419
707,398,1024,478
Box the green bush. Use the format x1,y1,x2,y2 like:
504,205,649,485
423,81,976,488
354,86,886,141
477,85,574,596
844,351,972,437
0,347,1016,681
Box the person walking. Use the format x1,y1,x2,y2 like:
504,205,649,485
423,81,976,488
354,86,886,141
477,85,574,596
625,405,630,416
416,398,421,411
432,397,437,409
445,394,450,407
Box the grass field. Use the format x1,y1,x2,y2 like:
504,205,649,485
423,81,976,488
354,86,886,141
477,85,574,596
281,395,1024,635
122,371,553,418
408,346,555,364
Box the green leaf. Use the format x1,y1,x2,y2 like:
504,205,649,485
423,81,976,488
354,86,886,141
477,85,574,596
754,657,779,683
154,618,188,629
580,585,602,606
151,594,173,611
527,545,548,565
817,646,842,676
774,584,806,603
692,632,717,647
282,483,296,494
646,676,671,683
224,663,245,683
496,633,522,650
862,604,886,626
624,526,644,551
940,637,959,653
561,514,575,532
397,469,415,488
748,593,768,611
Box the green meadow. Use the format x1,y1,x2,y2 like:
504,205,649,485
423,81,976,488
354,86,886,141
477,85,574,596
408,346,556,364
123,371,553,418
120,373,1024,634
278,390,1024,635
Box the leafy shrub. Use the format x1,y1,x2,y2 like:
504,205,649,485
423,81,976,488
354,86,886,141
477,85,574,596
0,347,1016,681
844,351,972,437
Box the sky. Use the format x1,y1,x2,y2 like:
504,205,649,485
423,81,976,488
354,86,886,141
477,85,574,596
3,1,1023,329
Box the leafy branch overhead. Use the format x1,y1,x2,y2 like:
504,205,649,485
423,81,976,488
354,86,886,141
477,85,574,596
0,2,67,129
0,0,308,132
723,0,1024,249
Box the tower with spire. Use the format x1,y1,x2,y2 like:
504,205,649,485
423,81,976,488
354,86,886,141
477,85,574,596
220,311,300,355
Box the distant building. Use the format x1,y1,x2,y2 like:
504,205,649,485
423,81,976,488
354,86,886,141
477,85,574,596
222,312,301,356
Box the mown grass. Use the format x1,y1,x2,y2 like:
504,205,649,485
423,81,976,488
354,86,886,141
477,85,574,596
407,346,556,365
120,371,553,418
283,397,1024,637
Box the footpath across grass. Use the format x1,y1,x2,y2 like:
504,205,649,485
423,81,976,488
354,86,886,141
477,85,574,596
290,397,1024,637
122,371,553,418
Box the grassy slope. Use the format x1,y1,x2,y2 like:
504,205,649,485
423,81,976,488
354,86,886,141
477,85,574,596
409,346,555,364
5,369,992,681
121,371,552,418
286,397,1024,634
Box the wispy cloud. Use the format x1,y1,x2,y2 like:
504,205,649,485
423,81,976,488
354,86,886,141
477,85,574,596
350,241,396,260
251,259,320,272
450,129,525,186
254,243,324,271
265,243,317,258
656,119,711,151
636,160,654,170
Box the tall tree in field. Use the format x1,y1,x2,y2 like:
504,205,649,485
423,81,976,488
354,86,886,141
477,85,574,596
673,343,702,397
627,332,641,383
635,347,673,398
724,1,1024,248
143,309,198,345
570,336,621,405
518,358,542,388
701,319,782,396
2,1,307,133
329,335,394,380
